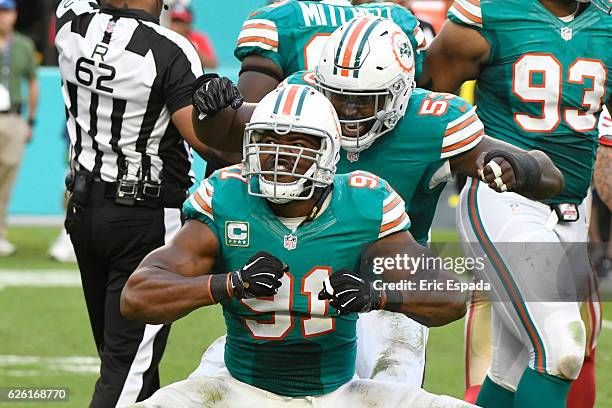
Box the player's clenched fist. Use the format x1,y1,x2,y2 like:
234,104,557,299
230,252,288,299
478,149,541,194
318,270,383,315
192,73,244,118
209,251,287,303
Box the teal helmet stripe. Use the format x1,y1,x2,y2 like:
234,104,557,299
352,18,382,78
334,18,359,71
295,87,310,116
273,88,286,115
353,19,381,67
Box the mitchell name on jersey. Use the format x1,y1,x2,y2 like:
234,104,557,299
235,0,427,79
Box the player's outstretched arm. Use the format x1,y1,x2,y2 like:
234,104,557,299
449,136,565,200
423,20,490,93
121,221,287,325
173,106,213,158
320,231,467,327
237,55,284,102
191,75,256,153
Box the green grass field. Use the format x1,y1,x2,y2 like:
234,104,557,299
0,227,609,407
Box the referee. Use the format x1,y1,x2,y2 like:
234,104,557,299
55,0,209,406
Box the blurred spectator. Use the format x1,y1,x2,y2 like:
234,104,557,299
170,5,218,68
0,0,38,256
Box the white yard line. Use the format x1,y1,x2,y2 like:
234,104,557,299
603,320,612,331
0,270,80,288
7,216,64,226
0,355,100,377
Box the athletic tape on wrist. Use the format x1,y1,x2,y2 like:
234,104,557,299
483,149,541,192
209,273,232,303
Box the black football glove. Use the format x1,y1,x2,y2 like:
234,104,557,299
192,74,244,119
318,269,383,315
230,251,288,299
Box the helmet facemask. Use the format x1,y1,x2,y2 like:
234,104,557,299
316,74,412,152
314,16,416,153
242,124,338,204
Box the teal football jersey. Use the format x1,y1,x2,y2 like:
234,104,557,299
183,165,410,397
285,71,485,244
235,0,427,81
449,0,612,204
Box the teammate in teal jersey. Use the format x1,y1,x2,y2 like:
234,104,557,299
122,85,474,407
191,16,565,389
198,0,429,173
232,0,427,103
425,1,611,407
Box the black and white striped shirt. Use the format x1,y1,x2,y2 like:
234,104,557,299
55,0,203,188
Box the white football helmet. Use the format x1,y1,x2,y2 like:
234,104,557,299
242,85,342,204
314,16,415,152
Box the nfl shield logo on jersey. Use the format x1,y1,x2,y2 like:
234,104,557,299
561,27,573,41
346,151,360,162
283,234,298,250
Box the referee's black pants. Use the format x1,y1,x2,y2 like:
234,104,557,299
65,186,182,408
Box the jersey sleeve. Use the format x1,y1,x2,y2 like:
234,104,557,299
599,107,612,146
234,6,284,71
389,5,427,81
378,181,411,239
55,0,98,34
440,100,485,160
183,177,221,241
447,0,483,29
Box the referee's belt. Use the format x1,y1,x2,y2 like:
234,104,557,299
97,180,187,209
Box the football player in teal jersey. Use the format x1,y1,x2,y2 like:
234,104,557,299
425,1,611,407
200,0,429,172
122,85,475,408
233,0,428,102
191,16,565,390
